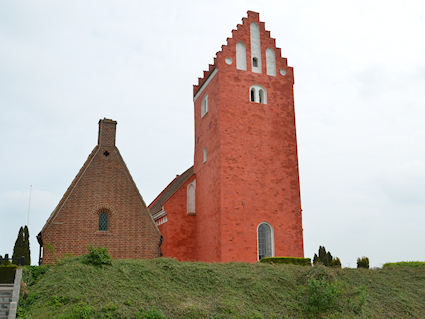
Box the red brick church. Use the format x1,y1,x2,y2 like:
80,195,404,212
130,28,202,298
38,11,304,264
149,11,303,263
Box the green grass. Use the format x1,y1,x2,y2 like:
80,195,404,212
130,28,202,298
18,257,425,318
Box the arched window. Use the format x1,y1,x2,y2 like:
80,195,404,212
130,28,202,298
258,222,274,260
249,85,267,104
187,181,196,215
266,47,276,76
201,94,208,118
236,41,247,71
99,212,108,231
250,22,261,73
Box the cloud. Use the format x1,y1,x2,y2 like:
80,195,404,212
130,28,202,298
377,160,425,206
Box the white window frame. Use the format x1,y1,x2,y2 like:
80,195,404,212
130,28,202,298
249,85,267,104
257,222,275,261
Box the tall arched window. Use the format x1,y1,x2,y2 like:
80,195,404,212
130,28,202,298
98,211,108,231
187,181,196,215
250,22,262,73
236,41,247,71
250,88,255,102
258,222,274,260
201,94,208,118
266,47,276,76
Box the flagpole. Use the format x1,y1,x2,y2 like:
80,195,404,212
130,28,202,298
27,185,32,227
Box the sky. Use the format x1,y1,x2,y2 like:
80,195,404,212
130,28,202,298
1,0,424,268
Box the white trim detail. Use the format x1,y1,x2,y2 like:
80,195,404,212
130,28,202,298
194,68,219,102
249,85,267,104
236,41,247,70
155,215,168,226
153,206,167,221
266,47,276,76
250,22,262,73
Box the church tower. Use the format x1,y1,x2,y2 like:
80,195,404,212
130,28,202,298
193,11,304,262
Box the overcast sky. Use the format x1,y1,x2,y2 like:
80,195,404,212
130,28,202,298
1,0,424,268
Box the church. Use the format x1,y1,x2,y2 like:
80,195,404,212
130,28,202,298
38,11,304,264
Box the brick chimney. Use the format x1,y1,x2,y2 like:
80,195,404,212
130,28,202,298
98,118,117,147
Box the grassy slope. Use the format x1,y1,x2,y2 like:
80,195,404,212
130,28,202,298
18,257,425,318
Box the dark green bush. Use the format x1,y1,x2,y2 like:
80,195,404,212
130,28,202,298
82,245,112,266
357,256,369,269
313,246,341,267
1,253,11,266
0,265,17,283
331,257,342,268
260,256,311,266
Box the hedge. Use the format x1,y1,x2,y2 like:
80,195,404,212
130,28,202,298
0,265,17,284
260,257,311,266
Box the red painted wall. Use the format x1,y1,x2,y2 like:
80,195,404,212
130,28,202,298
193,11,304,262
157,175,197,261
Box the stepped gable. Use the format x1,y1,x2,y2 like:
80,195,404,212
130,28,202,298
39,119,161,264
193,10,293,97
148,166,194,215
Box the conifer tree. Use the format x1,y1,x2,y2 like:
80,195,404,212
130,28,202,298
3,253,11,266
12,227,24,265
23,226,31,265
313,246,340,267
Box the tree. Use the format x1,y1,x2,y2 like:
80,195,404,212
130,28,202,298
357,256,369,269
12,226,30,265
313,246,341,267
23,226,31,265
3,254,11,266
12,227,24,265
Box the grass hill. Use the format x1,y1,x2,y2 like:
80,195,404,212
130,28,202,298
17,257,425,318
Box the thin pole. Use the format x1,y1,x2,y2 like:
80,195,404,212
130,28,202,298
27,185,32,227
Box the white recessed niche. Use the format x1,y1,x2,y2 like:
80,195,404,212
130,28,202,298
225,57,233,65
280,69,286,76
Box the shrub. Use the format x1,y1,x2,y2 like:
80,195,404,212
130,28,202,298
298,277,342,314
2,253,11,266
22,265,51,286
331,257,342,268
383,261,425,268
82,245,112,266
0,265,17,283
313,246,341,267
357,257,369,269
260,257,311,266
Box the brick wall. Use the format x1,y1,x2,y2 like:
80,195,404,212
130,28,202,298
41,119,161,264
